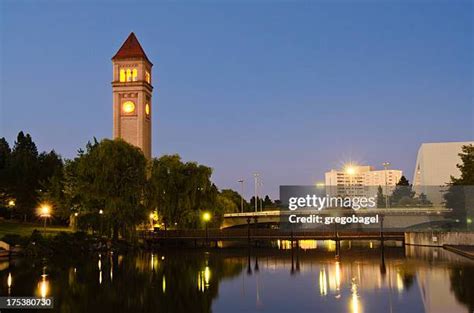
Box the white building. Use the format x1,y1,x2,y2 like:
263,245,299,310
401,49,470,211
325,165,403,197
412,141,474,205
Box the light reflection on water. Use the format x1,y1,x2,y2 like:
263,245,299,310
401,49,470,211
0,240,473,313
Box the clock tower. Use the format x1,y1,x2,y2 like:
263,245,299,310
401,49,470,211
112,32,153,159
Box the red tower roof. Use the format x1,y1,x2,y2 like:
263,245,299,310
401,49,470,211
112,32,152,64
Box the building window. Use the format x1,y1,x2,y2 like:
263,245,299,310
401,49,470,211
145,71,151,84
120,68,138,82
125,69,132,82
145,103,150,116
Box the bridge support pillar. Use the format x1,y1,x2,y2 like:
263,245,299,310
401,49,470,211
247,218,251,243
380,215,385,248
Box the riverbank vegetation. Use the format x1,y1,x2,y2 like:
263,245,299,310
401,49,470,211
0,131,276,242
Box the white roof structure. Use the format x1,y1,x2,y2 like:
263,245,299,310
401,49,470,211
413,141,473,205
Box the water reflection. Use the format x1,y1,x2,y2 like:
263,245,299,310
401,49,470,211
319,268,327,295
350,278,361,313
0,241,473,313
7,272,12,295
37,267,49,298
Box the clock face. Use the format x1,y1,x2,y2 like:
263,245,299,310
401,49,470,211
145,103,150,116
122,101,135,114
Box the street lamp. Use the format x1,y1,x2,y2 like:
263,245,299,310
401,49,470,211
8,200,15,207
202,212,211,243
238,179,244,213
345,164,356,196
149,212,155,230
99,209,104,235
382,162,391,208
345,165,356,176
253,173,259,212
38,204,51,230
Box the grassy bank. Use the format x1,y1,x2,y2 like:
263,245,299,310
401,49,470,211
0,219,71,238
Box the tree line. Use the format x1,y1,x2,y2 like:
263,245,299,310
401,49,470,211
0,131,276,239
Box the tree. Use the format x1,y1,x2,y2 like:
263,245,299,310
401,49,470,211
417,193,432,206
213,194,239,225
220,189,248,212
38,150,63,185
147,154,217,229
68,139,148,240
8,131,40,220
376,186,386,208
0,138,11,206
390,176,415,206
263,195,273,208
444,145,474,226
249,196,260,211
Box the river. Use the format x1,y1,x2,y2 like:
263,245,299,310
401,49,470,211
0,240,473,313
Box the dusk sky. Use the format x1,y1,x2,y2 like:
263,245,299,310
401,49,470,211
1,1,472,199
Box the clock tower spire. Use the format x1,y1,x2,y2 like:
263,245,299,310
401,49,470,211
111,32,153,159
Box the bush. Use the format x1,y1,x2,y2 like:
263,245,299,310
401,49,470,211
1,234,27,246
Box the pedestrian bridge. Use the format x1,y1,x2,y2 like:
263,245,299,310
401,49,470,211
222,207,452,230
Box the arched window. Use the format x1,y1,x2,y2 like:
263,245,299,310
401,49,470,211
145,103,150,116
132,69,138,81
126,69,132,82
119,69,126,82
145,71,151,84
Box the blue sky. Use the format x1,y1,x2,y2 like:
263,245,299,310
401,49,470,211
1,0,472,199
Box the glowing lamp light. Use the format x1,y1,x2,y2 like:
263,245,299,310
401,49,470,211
344,163,357,176
202,212,211,222
8,200,15,207
99,210,104,215
38,204,51,217
345,166,356,175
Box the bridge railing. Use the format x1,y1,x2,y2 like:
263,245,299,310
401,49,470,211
141,229,404,240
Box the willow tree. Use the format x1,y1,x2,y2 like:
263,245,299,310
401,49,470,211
147,154,217,229
69,139,147,240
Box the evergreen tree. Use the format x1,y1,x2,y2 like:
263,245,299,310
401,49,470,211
376,186,386,208
0,138,11,205
390,176,415,206
9,132,40,220
444,145,474,226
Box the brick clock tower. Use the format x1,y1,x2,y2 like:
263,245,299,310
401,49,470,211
112,32,153,159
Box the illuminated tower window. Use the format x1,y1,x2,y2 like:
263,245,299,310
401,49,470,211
132,69,138,81
145,71,151,84
145,103,150,116
119,69,126,82
126,69,132,82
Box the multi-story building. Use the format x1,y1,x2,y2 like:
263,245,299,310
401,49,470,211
325,165,403,197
